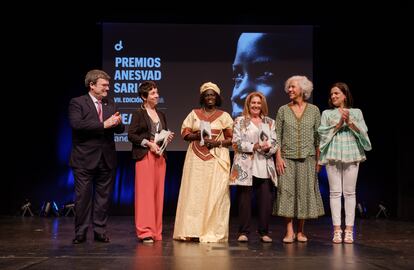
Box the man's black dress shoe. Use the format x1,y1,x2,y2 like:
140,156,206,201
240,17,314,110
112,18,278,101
94,232,110,243
72,235,86,244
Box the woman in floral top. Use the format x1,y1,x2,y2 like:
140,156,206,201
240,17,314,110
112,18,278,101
273,75,324,243
318,82,371,244
231,92,277,243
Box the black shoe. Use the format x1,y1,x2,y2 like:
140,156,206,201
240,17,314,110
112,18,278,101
72,235,86,244
94,232,110,243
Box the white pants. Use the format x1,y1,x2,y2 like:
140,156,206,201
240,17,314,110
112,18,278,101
326,162,359,226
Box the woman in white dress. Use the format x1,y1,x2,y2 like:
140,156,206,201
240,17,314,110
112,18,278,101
173,82,233,243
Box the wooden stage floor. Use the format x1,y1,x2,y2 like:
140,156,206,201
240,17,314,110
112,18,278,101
0,216,413,269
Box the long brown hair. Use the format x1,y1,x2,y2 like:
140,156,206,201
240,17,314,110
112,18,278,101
243,92,268,118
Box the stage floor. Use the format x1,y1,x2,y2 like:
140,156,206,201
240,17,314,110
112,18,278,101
0,216,413,269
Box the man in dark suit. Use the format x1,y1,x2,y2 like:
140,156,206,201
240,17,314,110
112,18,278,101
68,69,124,244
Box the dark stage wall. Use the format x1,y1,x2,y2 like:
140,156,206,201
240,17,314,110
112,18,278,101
5,8,411,219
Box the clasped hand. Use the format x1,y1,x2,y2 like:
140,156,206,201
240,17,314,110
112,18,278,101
254,142,270,153
204,138,218,149
104,112,122,129
187,131,218,149
339,108,350,124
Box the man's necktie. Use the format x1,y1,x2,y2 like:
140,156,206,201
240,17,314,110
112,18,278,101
97,100,103,122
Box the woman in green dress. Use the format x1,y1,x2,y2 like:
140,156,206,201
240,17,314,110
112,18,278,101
273,75,324,243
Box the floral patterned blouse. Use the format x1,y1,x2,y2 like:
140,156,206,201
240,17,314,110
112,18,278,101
230,116,278,186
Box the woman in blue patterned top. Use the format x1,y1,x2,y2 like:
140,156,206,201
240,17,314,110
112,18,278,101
318,82,372,244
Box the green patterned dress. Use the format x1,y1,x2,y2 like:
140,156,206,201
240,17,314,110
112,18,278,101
272,103,325,219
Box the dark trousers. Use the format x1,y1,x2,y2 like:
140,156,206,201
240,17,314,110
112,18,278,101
72,157,115,237
238,177,273,236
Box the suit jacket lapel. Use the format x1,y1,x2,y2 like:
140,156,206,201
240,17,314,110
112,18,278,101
141,108,152,131
102,99,111,121
85,94,112,122
157,109,166,130
84,94,100,121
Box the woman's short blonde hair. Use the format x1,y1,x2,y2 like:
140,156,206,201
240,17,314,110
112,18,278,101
243,91,268,117
284,75,313,100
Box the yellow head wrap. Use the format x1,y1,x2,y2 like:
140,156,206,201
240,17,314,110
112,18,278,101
200,82,220,95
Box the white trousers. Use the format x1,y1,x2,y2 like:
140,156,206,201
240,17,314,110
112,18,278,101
326,162,359,226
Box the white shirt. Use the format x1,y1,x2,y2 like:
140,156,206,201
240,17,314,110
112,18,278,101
250,123,270,179
88,92,101,113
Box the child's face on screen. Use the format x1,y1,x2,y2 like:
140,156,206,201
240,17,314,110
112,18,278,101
231,33,277,117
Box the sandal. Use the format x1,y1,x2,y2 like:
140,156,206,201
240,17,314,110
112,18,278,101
332,230,343,244
344,230,354,244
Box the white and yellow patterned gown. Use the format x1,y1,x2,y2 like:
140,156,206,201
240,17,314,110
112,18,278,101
173,109,233,242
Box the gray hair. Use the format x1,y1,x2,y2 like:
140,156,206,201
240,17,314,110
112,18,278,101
284,75,313,100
